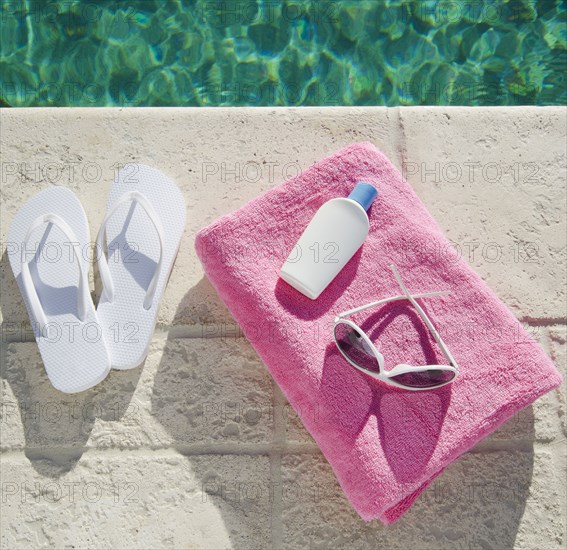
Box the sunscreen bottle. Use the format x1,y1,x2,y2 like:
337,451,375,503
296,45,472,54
279,182,378,299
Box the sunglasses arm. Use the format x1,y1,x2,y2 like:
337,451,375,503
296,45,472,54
390,265,459,370
336,290,452,319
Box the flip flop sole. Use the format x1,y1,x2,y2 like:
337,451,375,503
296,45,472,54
96,164,186,369
7,187,111,393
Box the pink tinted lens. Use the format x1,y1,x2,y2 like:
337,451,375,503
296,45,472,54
390,368,455,388
334,323,379,372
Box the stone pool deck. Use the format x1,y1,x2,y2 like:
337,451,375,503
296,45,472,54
0,107,565,549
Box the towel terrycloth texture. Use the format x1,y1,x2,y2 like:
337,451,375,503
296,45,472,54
195,142,563,523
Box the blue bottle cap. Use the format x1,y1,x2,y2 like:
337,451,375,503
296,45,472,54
348,182,378,211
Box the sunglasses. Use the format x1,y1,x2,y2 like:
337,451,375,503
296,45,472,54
333,264,459,391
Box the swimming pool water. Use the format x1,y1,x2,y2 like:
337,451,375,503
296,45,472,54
1,0,565,107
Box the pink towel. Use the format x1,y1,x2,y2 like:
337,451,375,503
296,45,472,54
195,142,562,523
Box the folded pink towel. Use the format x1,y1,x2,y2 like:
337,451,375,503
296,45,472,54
195,142,562,523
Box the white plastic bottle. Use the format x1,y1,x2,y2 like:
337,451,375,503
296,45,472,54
279,182,378,299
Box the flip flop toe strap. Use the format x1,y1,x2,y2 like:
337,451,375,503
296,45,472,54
96,190,165,310
22,213,90,329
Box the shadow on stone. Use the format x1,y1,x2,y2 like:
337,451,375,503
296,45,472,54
151,276,535,549
0,250,141,477
151,279,274,549
279,434,535,549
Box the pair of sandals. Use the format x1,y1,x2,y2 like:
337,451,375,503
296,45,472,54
7,164,186,394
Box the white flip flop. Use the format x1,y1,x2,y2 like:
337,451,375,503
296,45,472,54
95,164,186,369
7,187,111,393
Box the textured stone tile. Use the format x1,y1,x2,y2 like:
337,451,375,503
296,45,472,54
0,365,25,449
515,445,566,550
1,336,273,452
549,325,567,437
281,395,318,447
0,107,399,328
2,108,564,327
487,324,563,443
280,448,566,550
2,108,565,328
0,452,271,550
400,107,567,319
149,336,274,448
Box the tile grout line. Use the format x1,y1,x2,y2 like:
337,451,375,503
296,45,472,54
393,105,407,171
541,326,552,356
544,325,566,419
3,318,566,345
0,438,555,459
0,336,8,459
269,382,288,550
0,443,322,460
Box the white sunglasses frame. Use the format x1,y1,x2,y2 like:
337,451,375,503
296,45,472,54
333,264,459,391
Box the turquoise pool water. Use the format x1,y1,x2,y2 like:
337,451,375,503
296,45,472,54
1,0,565,107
